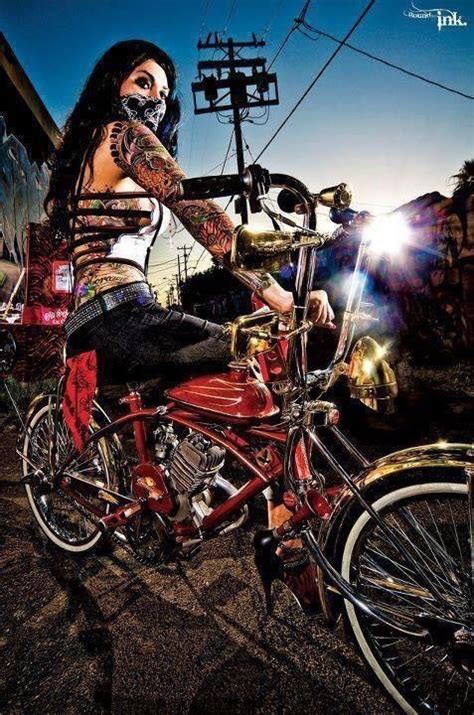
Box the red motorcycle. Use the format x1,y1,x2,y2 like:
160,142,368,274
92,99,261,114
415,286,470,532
17,167,474,713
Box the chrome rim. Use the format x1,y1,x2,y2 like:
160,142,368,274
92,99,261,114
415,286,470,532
347,485,473,713
24,402,109,546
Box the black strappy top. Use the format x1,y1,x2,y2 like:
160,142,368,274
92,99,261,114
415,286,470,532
66,190,166,277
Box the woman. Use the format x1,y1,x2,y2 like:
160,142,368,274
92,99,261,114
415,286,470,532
45,39,334,611
46,39,334,381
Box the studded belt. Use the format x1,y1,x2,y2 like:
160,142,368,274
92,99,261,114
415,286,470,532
64,281,154,339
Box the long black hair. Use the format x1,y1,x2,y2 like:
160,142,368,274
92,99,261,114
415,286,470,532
44,40,181,239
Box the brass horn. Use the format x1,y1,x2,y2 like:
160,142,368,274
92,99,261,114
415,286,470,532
316,183,352,209
230,225,293,272
348,336,398,413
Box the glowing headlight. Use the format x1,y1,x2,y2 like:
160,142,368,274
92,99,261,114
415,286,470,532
363,214,410,256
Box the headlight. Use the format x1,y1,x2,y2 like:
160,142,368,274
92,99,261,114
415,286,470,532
362,213,410,256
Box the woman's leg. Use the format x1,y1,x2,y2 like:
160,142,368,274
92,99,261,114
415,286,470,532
68,299,318,606
92,301,231,384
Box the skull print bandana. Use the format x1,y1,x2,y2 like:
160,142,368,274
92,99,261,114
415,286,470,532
119,93,167,134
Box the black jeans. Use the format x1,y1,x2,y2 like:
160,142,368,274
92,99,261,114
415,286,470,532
66,296,231,386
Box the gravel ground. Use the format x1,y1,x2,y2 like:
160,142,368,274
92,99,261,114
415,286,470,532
0,359,472,714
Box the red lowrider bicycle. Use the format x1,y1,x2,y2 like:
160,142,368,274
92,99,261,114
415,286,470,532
14,167,474,713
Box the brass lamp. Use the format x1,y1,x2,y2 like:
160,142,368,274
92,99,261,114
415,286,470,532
348,336,398,413
316,183,352,209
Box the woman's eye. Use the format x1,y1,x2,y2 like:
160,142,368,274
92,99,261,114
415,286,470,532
136,77,151,89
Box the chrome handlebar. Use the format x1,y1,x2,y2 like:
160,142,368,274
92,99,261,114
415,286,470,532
180,164,391,405
180,165,352,215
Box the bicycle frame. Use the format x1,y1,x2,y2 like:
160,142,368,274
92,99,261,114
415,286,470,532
17,167,474,644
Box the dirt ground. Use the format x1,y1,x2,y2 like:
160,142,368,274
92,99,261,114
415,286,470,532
0,359,472,714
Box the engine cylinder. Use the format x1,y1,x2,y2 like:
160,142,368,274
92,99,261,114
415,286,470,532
169,434,225,494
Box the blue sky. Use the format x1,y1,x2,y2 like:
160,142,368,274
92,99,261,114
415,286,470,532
2,0,473,299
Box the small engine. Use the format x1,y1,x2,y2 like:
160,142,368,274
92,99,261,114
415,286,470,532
169,433,226,495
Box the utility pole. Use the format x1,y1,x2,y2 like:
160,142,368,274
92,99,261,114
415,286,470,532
173,274,181,305
192,33,279,223
177,254,182,285
177,245,193,283
166,282,175,309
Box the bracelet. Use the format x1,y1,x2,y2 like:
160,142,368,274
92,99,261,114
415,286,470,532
232,267,277,296
255,273,276,294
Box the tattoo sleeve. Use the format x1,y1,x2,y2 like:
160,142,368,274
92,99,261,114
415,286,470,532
110,120,278,296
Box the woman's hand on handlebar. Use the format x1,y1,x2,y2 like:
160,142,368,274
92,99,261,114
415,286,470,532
260,284,336,330
259,283,293,315
308,290,336,329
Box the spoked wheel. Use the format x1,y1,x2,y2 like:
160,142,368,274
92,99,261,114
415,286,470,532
340,474,473,714
22,394,121,553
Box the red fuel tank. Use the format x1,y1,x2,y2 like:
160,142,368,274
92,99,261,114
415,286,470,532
167,364,278,421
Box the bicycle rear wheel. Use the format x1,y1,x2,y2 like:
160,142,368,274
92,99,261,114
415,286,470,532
22,394,120,553
340,474,473,714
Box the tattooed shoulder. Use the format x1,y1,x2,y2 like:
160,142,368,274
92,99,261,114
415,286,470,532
108,121,185,203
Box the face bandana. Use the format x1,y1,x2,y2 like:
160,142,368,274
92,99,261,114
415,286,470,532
119,93,167,134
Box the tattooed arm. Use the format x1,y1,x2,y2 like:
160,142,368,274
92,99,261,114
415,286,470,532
108,120,292,311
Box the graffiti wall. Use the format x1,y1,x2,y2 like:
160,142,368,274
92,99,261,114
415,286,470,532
0,115,50,319
0,116,70,380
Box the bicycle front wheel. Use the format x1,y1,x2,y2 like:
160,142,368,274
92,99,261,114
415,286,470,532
340,474,473,714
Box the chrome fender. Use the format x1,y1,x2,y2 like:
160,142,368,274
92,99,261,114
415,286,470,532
316,441,474,624
19,392,59,451
24,392,56,426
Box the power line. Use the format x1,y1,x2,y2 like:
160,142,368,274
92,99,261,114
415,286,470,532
147,265,178,274
148,267,178,277
223,0,238,34
261,0,286,41
148,273,178,285
243,106,270,126
241,128,256,162
193,247,208,273
220,127,235,175
200,0,212,34
239,3,311,166
147,257,178,268
202,151,238,175
266,0,311,71
266,16,298,71
255,0,377,162
296,25,324,42
267,23,297,71
298,22,474,101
